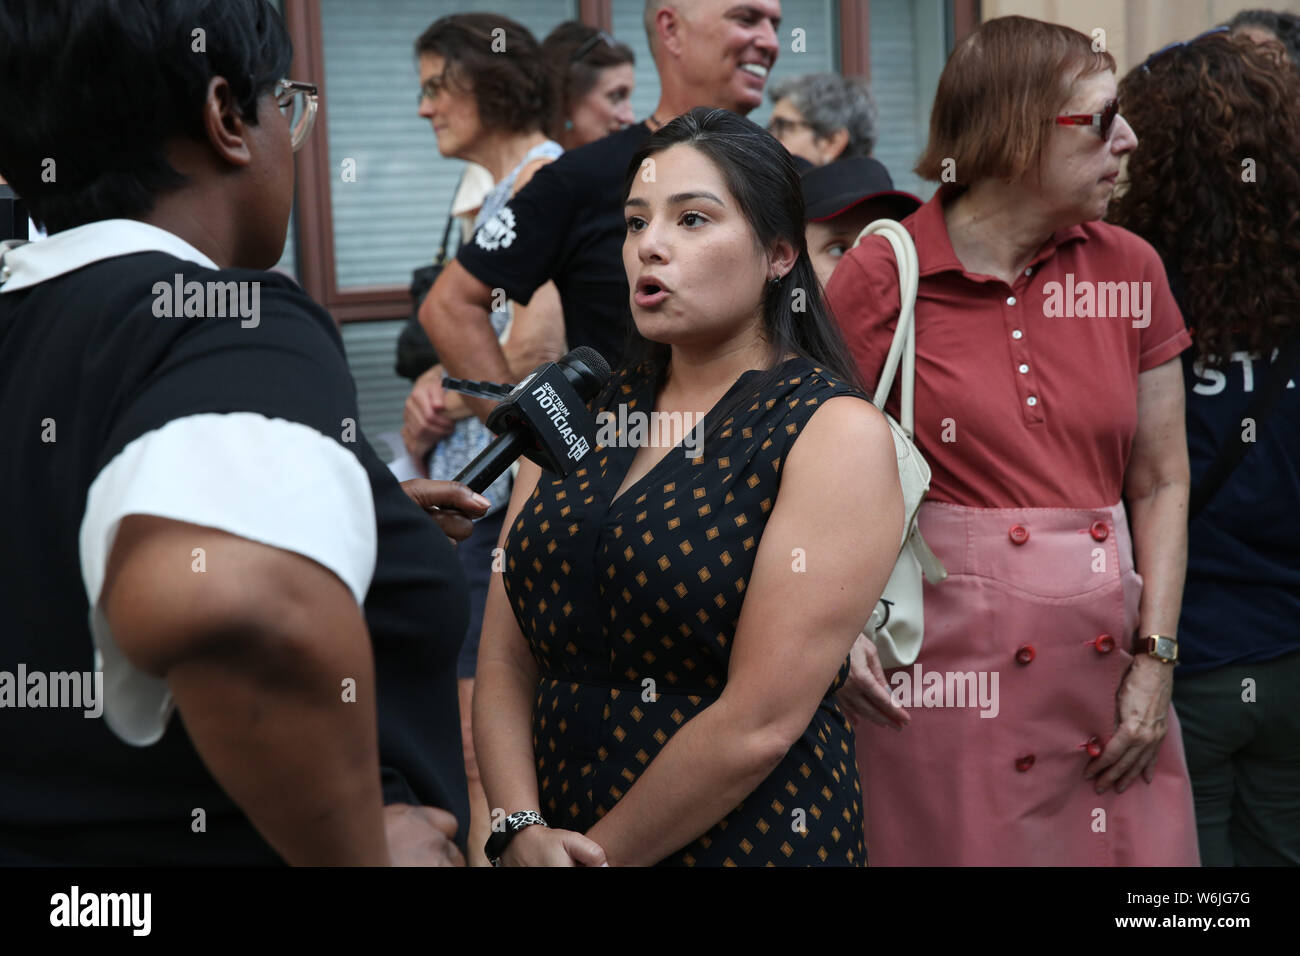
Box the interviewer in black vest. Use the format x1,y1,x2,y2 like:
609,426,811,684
0,0,482,865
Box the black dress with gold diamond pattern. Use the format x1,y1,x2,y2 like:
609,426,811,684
501,356,867,866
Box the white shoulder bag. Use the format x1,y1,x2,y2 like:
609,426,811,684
853,219,947,669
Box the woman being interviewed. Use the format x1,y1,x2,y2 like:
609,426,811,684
473,107,903,866
828,16,1200,865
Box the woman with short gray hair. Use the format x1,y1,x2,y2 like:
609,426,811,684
768,73,877,165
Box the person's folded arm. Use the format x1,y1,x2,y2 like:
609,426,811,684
503,280,568,378
422,260,515,425
101,515,390,866
584,396,904,866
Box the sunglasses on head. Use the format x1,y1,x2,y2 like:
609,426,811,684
1055,98,1119,140
1138,25,1230,73
571,30,614,62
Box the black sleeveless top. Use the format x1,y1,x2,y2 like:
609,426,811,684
502,356,868,866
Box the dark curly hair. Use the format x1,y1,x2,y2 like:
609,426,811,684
1107,33,1300,364
415,13,550,136
1228,8,1300,65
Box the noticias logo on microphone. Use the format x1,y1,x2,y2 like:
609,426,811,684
530,381,590,462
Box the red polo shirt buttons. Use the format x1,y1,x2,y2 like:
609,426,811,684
1015,645,1035,665
1009,524,1030,545
1015,755,1036,772
1094,633,1116,654
1090,521,1109,541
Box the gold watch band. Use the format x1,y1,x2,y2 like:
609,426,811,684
1137,633,1179,664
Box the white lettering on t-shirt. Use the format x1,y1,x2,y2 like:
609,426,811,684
1191,359,1226,395
1192,350,1297,395
1230,351,1255,392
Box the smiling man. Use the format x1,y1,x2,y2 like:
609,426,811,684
420,0,783,426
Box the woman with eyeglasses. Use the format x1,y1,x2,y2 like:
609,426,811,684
826,15,1200,865
401,12,574,867
1109,31,1300,867
766,73,877,166
0,0,481,865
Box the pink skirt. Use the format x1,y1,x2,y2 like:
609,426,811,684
856,500,1200,866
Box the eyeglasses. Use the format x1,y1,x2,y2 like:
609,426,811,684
1055,98,1120,140
767,117,815,138
1138,25,1230,73
418,72,446,105
572,30,615,62
275,79,318,152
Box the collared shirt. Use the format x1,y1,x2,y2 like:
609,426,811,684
0,221,469,863
826,185,1192,509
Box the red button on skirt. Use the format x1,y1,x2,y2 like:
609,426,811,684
1009,524,1030,545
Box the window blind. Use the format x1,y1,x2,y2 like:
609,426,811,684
320,0,576,290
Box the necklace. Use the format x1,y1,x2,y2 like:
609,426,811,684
646,112,665,131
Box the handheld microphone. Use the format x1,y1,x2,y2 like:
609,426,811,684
453,346,611,494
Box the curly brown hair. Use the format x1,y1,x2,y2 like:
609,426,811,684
1108,34,1300,365
415,13,550,136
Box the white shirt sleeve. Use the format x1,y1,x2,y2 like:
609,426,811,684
79,412,377,746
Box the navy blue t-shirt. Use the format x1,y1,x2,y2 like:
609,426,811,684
1181,340,1300,673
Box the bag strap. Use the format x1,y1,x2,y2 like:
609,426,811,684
852,219,920,439
1189,330,1300,520
433,211,456,266
434,167,472,266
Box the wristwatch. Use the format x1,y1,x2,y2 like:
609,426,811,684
1136,633,1179,664
485,810,548,866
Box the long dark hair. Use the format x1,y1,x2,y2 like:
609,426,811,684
541,21,635,140
1108,34,1300,364
620,107,866,436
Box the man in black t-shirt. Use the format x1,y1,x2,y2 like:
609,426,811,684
414,0,785,426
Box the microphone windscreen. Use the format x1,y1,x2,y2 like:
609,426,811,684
564,346,612,397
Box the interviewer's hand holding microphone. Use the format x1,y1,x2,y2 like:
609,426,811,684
397,349,615,864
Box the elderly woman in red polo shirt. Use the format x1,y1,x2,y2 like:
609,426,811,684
827,15,1199,865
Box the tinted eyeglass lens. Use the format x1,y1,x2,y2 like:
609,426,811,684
1101,99,1118,138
